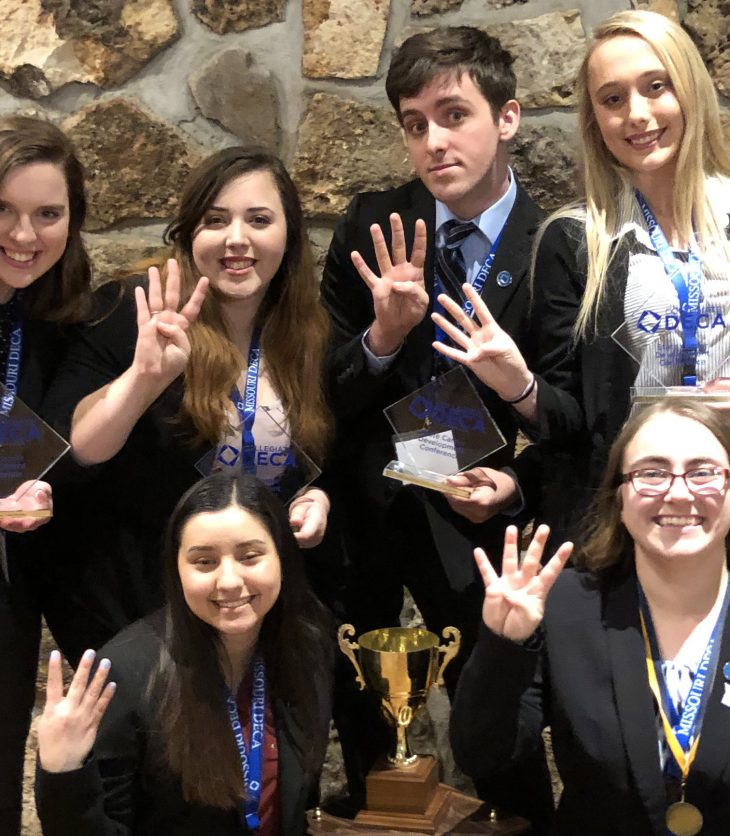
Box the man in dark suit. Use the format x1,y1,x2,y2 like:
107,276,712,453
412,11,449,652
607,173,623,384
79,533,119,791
321,26,551,828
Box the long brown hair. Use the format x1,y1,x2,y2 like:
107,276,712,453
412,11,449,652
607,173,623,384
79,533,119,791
164,147,331,461
579,398,730,572
0,116,92,323
148,471,332,809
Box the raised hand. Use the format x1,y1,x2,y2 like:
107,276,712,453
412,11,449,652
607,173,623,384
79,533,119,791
0,479,52,532
132,259,208,388
432,283,532,401
38,649,116,773
476,524,572,642
445,467,517,524
351,214,429,356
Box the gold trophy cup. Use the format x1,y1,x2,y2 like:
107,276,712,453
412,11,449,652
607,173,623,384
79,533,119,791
337,624,461,832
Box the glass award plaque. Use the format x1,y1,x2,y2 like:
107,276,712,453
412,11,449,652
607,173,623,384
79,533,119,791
196,405,321,504
0,382,69,519
611,293,730,407
383,366,506,498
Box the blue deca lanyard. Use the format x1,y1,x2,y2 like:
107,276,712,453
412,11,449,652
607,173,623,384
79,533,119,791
635,191,703,385
433,226,505,348
225,655,267,832
638,580,730,780
0,293,23,416
230,331,261,475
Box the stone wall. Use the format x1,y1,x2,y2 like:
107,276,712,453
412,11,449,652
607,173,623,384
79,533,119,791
0,0,727,281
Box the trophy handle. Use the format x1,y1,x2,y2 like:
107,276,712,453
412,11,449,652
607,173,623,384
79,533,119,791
435,626,461,687
337,624,366,691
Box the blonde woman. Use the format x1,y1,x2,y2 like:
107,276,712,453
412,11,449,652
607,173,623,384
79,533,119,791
431,10,730,542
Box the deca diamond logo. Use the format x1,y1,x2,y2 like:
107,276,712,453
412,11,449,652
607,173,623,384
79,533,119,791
635,309,726,335
636,310,662,334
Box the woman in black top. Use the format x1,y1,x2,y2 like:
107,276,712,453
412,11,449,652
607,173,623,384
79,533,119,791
0,116,93,836
452,398,730,835
36,471,332,836
40,147,336,666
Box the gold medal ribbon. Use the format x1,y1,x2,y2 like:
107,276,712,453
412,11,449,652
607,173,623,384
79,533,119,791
639,611,700,782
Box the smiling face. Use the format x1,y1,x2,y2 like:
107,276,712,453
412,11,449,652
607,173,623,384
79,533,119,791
0,161,70,304
177,503,282,651
587,34,685,187
399,71,519,219
191,169,288,310
620,412,730,568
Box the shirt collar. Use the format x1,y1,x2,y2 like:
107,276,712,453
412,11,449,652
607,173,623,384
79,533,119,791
435,166,517,245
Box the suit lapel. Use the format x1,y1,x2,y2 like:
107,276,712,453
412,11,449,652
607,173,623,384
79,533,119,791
276,699,307,835
685,590,730,806
480,183,542,322
604,571,668,828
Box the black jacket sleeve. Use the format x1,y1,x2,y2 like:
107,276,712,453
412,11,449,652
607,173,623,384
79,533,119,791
35,632,150,836
529,218,588,444
450,624,548,780
41,281,138,442
320,194,408,424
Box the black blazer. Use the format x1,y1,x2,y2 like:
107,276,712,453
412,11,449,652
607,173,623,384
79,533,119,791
321,177,544,588
450,567,730,836
528,218,638,543
35,615,329,836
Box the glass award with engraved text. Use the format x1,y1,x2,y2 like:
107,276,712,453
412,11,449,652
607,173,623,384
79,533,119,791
383,366,506,498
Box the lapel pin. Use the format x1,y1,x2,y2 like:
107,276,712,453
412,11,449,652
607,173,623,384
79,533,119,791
724,662,730,681
496,270,512,288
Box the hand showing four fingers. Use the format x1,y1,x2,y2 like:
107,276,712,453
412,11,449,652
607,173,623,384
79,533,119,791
475,524,573,642
351,214,429,356
432,283,532,401
38,649,116,774
132,259,209,389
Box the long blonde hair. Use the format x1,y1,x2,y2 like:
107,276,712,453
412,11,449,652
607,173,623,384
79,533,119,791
164,148,332,462
534,10,730,340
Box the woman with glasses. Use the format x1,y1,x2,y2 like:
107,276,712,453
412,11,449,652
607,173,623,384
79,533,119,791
451,398,730,835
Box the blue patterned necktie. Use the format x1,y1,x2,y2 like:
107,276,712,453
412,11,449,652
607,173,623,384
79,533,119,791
436,219,478,303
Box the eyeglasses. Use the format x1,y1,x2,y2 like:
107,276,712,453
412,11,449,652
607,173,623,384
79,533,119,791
621,467,730,497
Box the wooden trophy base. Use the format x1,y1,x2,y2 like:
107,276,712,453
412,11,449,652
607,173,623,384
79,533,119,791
354,755,449,833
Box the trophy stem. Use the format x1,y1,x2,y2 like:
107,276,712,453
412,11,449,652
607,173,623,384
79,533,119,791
389,721,417,767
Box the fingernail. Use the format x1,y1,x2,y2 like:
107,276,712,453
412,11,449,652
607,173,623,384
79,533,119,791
82,649,95,662
108,682,117,691
100,658,111,670
50,650,60,662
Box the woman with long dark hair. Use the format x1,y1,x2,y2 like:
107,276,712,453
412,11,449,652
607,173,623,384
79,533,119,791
35,470,332,835
41,146,335,665
0,115,93,835
452,398,730,835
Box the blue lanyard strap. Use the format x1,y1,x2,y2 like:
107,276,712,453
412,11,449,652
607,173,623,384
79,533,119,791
638,579,730,780
433,226,505,349
0,294,23,416
225,654,266,831
230,331,261,475
635,191,702,386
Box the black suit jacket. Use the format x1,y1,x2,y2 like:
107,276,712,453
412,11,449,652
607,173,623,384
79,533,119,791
451,566,730,836
527,218,639,543
321,177,544,591
35,615,329,836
